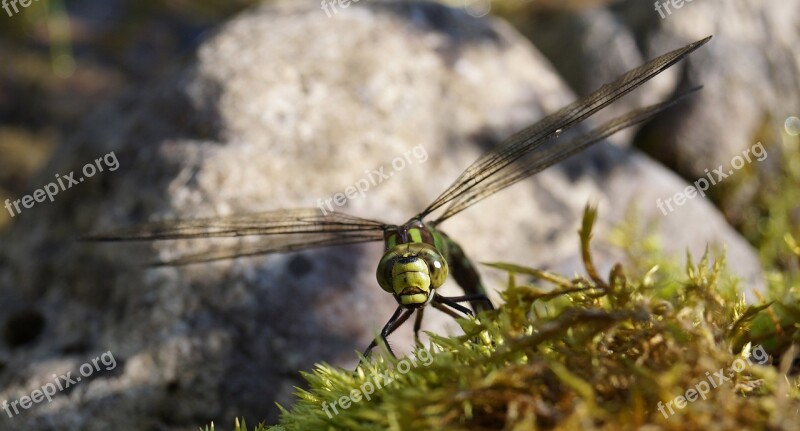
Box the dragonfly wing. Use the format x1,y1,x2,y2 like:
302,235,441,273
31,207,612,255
432,88,702,223
149,231,385,266
85,208,387,241
419,36,711,220
85,208,388,265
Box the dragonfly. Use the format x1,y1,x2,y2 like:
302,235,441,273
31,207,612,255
87,36,711,359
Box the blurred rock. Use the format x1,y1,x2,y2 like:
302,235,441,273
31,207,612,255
515,0,800,180
0,1,765,430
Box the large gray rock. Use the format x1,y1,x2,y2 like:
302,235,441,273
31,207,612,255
0,1,764,429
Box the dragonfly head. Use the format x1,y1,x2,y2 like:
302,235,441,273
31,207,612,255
377,243,448,308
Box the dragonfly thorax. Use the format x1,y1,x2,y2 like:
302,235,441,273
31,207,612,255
376,243,448,308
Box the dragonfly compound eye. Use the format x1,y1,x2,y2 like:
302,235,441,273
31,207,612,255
376,243,449,306
414,244,448,289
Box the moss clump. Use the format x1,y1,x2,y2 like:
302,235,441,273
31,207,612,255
212,205,799,431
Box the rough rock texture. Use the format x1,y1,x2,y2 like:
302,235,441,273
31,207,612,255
0,1,765,429
518,0,800,179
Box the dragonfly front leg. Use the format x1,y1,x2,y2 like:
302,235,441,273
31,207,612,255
440,293,494,312
431,293,474,318
413,307,425,346
362,306,414,359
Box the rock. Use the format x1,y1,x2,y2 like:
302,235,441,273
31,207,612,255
513,0,800,179
0,1,764,429
626,0,800,181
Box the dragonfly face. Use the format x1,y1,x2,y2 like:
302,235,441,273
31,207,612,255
377,242,449,308
377,220,449,308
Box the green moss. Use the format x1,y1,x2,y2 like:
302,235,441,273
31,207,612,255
209,205,799,431
732,127,800,272
201,418,268,431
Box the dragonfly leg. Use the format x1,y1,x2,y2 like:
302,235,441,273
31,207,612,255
433,294,490,350
431,300,463,320
362,306,414,360
432,293,474,318
441,293,494,311
413,307,425,346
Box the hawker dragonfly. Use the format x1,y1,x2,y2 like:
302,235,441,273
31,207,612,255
88,36,711,359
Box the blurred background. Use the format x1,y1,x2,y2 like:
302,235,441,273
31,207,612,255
0,0,798,429
0,0,255,233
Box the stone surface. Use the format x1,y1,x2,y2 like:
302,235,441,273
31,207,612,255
0,1,765,429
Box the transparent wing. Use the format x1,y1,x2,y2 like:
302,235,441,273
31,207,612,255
419,36,711,219
85,208,387,240
84,208,388,265
432,88,701,223
148,231,385,266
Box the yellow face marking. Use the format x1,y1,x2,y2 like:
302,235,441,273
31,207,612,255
392,271,430,294
389,254,432,305
400,293,428,305
391,258,428,277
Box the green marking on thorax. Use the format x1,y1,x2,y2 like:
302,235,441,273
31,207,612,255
431,230,446,255
384,224,450,259
408,228,423,243
386,233,397,249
